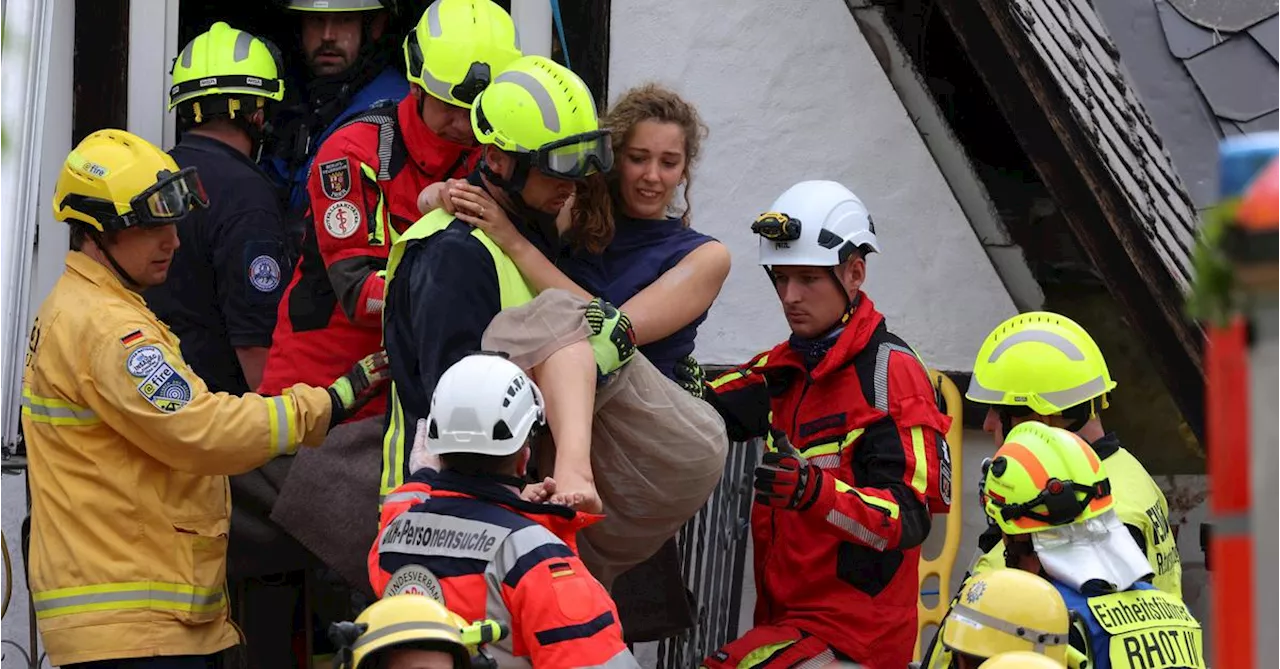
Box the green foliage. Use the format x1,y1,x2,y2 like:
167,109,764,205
1186,203,1239,327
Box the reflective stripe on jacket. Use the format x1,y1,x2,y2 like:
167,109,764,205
370,470,639,668
23,252,333,666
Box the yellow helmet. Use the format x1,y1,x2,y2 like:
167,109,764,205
404,0,522,108
332,595,507,669
169,22,284,117
980,651,1067,668
982,422,1113,536
967,312,1116,416
471,55,613,181
941,569,1070,664
52,129,208,233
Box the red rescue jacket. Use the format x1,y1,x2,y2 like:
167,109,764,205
369,470,636,669
259,95,478,420
706,293,952,669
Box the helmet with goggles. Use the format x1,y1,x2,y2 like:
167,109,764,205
404,0,522,109
471,55,612,188
53,129,209,233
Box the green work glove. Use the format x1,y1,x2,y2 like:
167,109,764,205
585,298,636,384
673,354,706,400
327,350,391,428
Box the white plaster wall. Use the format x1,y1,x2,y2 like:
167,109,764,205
608,0,1018,370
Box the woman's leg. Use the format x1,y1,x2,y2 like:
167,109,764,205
529,339,601,513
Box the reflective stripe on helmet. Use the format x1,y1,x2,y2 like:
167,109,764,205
947,604,1067,654
493,69,561,133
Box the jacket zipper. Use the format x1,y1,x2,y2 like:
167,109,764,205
765,371,812,622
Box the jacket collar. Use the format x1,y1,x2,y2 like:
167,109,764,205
66,251,146,307
764,290,885,380
420,469,602,536
396,95,476,179
176,132,269,177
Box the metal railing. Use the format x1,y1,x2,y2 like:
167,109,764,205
656,438,761,668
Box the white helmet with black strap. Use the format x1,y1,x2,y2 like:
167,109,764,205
754,180,880,270
425,352,546,458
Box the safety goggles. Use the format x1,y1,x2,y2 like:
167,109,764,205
530,131,614,181
405,31,492,106
122,168,210,228
752,211,802,242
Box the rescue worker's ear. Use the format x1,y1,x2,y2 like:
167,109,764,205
834,254,866,297
483,146,513,178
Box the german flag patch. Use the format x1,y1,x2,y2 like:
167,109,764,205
120,330,145,348
548,562,575,578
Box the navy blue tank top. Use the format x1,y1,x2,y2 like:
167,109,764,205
559,214,716,380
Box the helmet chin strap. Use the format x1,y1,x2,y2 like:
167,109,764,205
90,230,143,289
478,155,556,229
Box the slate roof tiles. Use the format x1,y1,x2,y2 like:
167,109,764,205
1009,0,1204,288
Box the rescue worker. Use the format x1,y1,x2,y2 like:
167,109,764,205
25,129,390,668
701,181,952,669
381,54,629,508
935,569,1072,668
259,0,522,422
329,594,507,669
145,21,289,395
981,422,1204,669
369,353,639,668
263,0,406,236
965,312,1182,596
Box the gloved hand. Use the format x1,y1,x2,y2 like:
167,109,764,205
327,350,391,428
584,297,636,383
673,354,706,400
753,451,825,511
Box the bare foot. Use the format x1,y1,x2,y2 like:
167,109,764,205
521,477,557,503
549,473,602,514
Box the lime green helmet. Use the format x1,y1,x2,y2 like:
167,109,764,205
404,0,522,108
169,22,284,120
966,311,1116,416
471,55,612,182
982,422,1113,536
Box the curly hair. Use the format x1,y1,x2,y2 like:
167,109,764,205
568,83,709,254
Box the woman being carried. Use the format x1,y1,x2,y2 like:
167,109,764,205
417,84,731,590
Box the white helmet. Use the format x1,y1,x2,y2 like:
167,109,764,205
754,180,880,268
426,353,546,457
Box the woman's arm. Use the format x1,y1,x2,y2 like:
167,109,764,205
620,241,731,346
447,184,593,300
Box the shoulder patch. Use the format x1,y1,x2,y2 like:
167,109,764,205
384,564,446,605
319,157,351,200
135,362,193,413
323,201,361,240
248,254,282,293
125,345,165,378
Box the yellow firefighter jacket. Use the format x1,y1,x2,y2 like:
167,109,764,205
21,252,334,666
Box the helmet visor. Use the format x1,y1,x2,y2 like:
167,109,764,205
133,168,209,224
534,131,613,181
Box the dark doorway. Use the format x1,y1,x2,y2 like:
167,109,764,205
73,0,130,145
